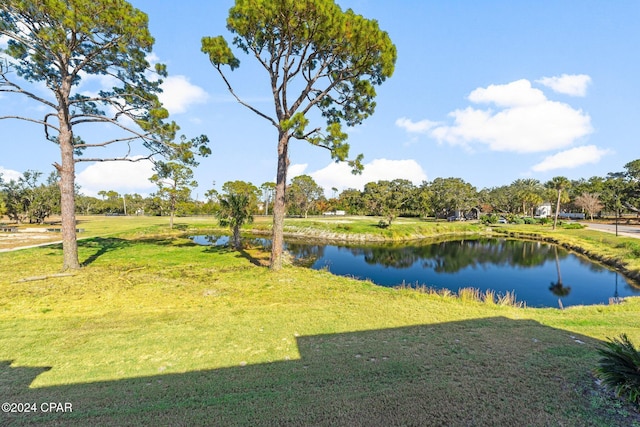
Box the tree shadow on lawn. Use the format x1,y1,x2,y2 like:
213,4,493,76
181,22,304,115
78,236,204,266
79,238,132,266
2,317,638,426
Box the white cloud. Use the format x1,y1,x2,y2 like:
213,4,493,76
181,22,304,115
158,75,209,115
0,35,8,49
395,117,437,134
468,79,547,107
0,166,22,182
287,163,309,178
292,159,427,195
531,145,611,172
76,158,156,197
537,74,592,97
425,78,592,153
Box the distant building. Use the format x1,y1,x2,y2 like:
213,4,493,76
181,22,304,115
323,210,346,216
558,212,586,220
535,203,552,218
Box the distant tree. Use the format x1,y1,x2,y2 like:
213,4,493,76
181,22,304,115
260,182,276,216
337,188,364,215
76,194,100,216
29,172,61,223
202,0,397,269
124,193,146,216
0,174,6,218
97,190,124,214
0,170,59,224
1,0,180,270
203,185,220,216
361,179,415,225
287,175,324,218
545,176,571,230
511,179,544,216
601,173,627,220
479,185,517,215
429,177,477,219
204,183,220,205
149,135,210,228
414,181,433,218
150,163,196,228
621,159,640,214
2,177,26,223
217,193,254,250
221,181,260,212
574,192,603,220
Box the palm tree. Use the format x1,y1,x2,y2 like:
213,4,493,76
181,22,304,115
545,176,571,230
217,193,254,250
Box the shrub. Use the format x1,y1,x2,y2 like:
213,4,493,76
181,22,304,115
480,215,498,225
595,334,640,406
617,241,640,258
561,222,585,229
509,216,525,225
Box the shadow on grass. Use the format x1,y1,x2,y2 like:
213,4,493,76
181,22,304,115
80,238,131,266
2,317,638,426
78,236,202,266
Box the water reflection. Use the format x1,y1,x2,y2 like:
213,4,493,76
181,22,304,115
548,246,571,309
192,235,640,308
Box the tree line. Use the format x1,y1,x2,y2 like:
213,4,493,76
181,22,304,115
3,159,638,229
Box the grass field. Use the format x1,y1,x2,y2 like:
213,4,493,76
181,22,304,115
1,216,639,425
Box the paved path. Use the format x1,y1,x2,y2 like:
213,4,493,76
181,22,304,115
582,222,640,239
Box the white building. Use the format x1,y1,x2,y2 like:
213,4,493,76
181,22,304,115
535,202,552,218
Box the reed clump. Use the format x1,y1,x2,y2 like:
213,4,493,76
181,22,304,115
395,283,523,308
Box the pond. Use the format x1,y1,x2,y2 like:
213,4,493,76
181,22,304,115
191,235,640,308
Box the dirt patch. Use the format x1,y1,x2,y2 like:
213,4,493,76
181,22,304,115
0,232,62,251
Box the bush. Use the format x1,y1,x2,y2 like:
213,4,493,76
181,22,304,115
616,241,640,257
561,222,585,229
595,334,640,406
480,214,498,225
509,216,525,225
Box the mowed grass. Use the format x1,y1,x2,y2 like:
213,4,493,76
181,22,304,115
1,216,640,426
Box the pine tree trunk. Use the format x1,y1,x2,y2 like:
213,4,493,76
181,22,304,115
270,131,289,270
58,121,80,270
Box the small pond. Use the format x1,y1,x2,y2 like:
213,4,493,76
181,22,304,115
191,235,640,308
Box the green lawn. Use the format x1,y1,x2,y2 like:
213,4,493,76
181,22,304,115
1,216,639,425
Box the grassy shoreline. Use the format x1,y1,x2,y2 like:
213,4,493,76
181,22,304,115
1,216,640,425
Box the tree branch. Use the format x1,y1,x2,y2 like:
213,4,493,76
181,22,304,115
0,115,60,132
76,153,157,163
214,65,278,127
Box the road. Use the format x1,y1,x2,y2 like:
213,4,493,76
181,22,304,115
582,222,640,238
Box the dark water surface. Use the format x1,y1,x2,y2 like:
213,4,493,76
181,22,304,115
192,235,640,308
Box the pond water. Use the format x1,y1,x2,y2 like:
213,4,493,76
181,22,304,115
191,235,640,308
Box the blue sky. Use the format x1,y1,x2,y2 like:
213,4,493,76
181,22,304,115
1,0,639,198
